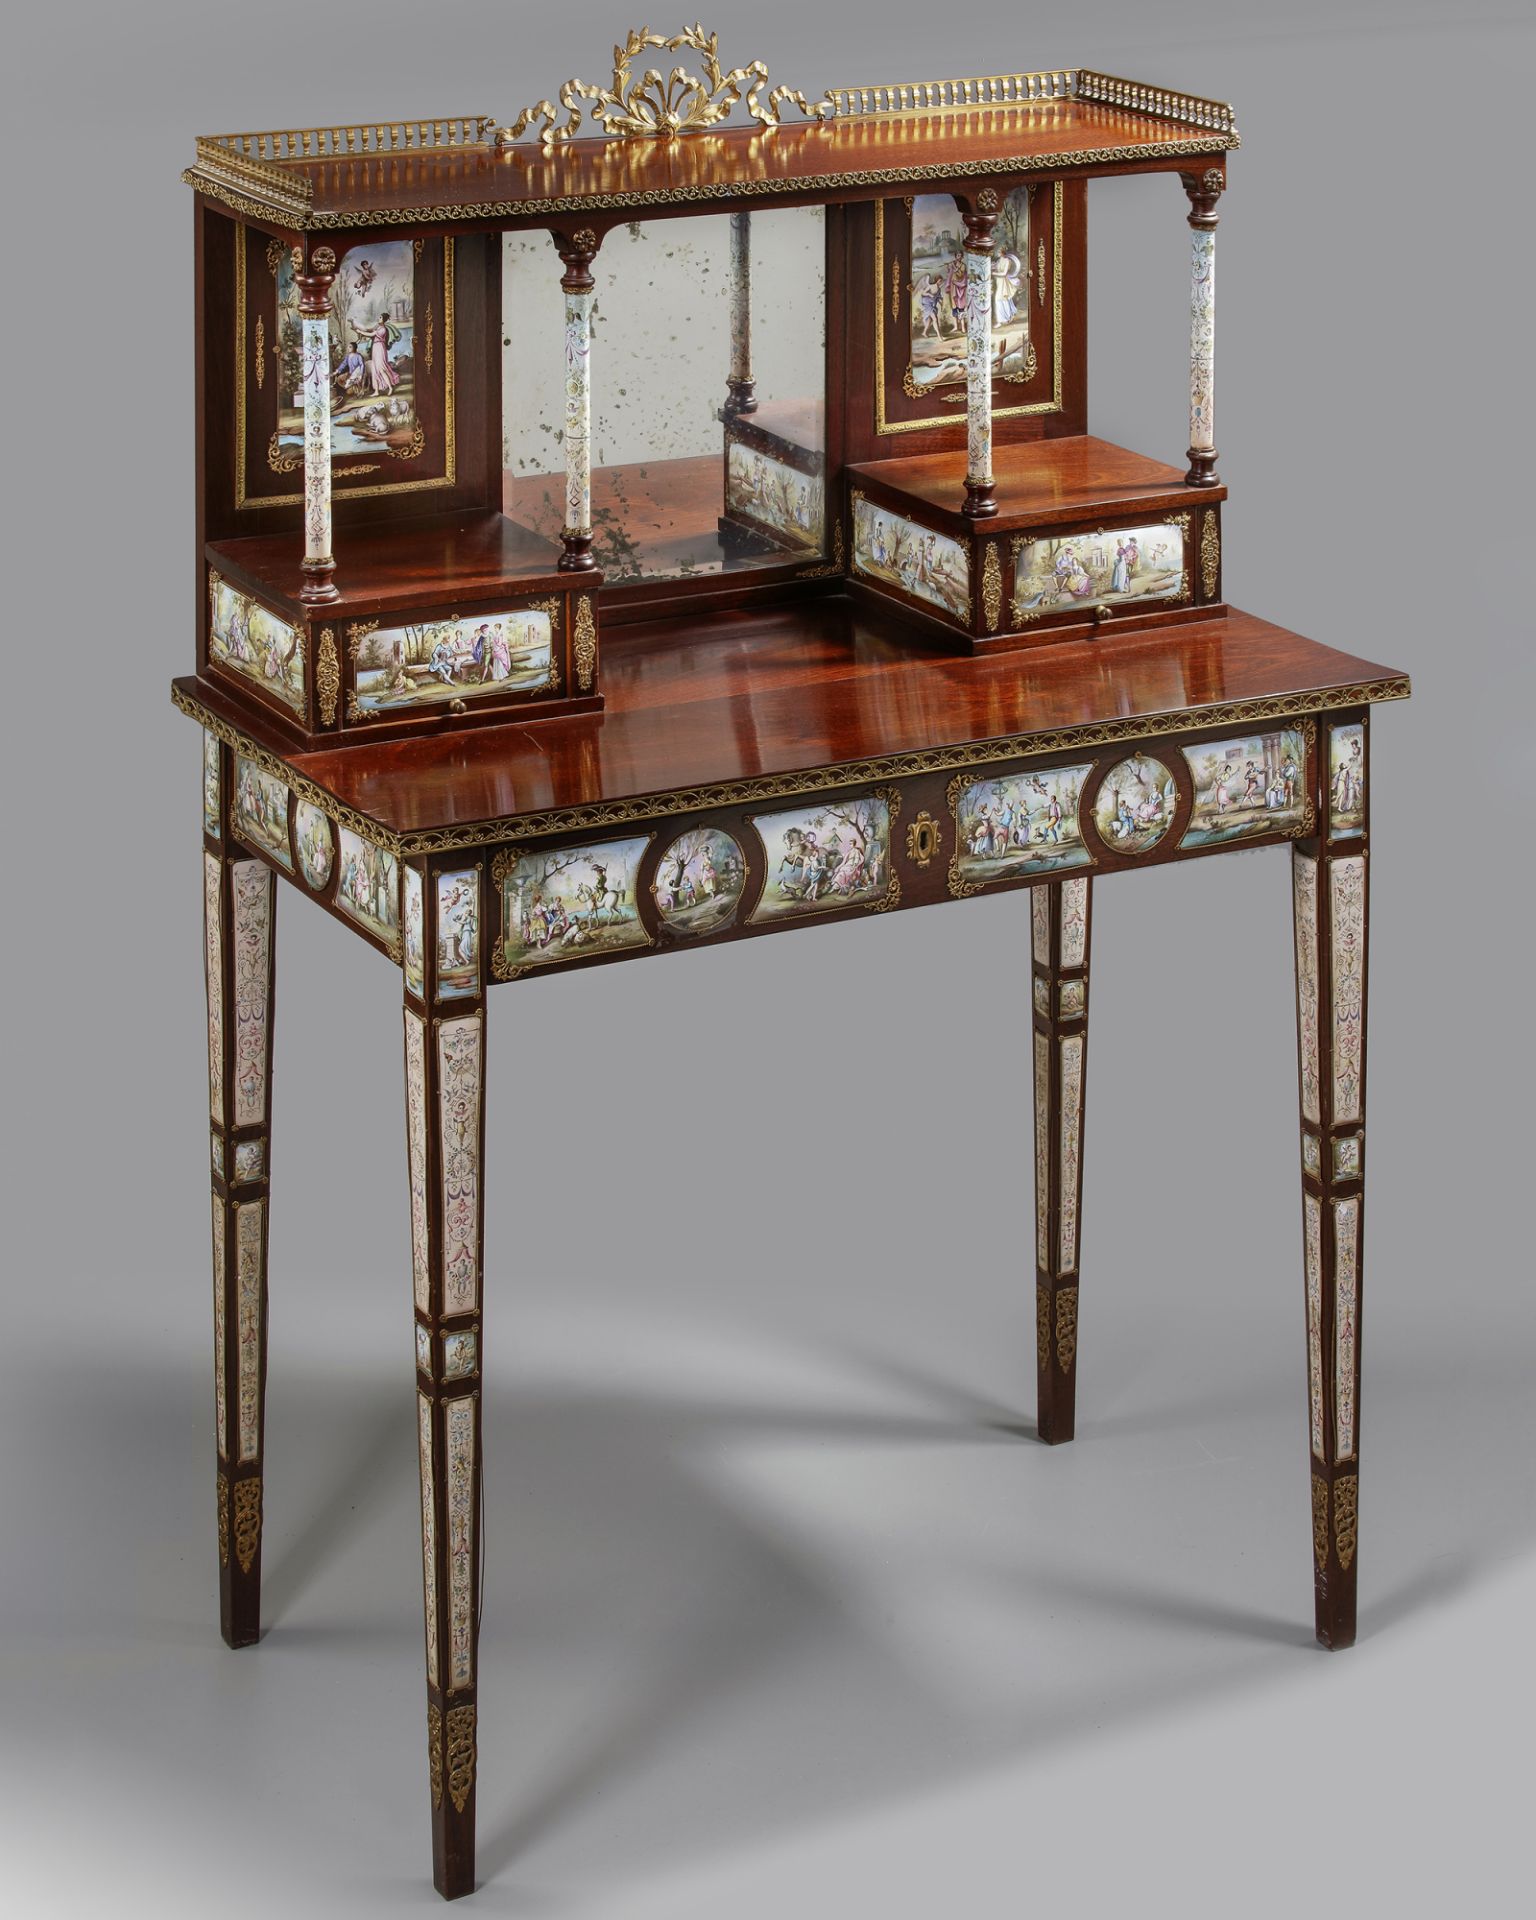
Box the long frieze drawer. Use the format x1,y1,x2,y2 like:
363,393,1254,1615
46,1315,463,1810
478,717,1319,982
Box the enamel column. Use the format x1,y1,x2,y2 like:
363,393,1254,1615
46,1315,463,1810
961,196,1000,520
558,228,601,571
724,210,756,417
1183,167,1223,487
297,249,339,602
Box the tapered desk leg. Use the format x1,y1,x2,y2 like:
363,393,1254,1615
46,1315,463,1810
1031,876,1091,1444
202,738,277,1648
403,858,487,1899
1292,766,1368,1649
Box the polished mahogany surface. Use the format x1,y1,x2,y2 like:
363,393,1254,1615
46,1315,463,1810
191,100,1232,230
850,435,1227,530
182,600,1406,837
208,509,565,617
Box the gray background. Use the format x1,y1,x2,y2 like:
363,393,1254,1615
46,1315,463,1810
4,2,1532,1914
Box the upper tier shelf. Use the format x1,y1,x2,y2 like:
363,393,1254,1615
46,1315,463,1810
183,67,1237,232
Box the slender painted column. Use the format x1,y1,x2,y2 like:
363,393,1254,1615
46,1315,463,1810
960,198,1000,520
1031,877,1092,1443
724,210,756,418
403,855,488,1898
556,228,602,572
1292,714,1370,1650
1182,167,1223,487
297,250,339,602
202,736,277,1646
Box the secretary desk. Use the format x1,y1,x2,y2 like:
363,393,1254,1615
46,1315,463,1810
176,32,1407,1899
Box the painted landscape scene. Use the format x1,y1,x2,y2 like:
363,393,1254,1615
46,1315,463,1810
336,829,399,942
654,828,746,937
1092,756,1176,856
277,240,419,457
233,758,292,871
952,766,1092,883
1181,729,1308,848
1330,724,1365,837
726,443,823,549
497,837,650,972
909,187,1031,392
1013,522,1185,619
353,610,554,713
853,498,970,622
211,577,305,716
749,795,892,923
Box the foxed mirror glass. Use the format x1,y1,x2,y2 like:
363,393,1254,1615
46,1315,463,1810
502,207,827,582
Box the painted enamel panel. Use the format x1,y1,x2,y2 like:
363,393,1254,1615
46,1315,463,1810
353,607,555,714
301,310,332,567
443,1330,478,1381
437,1016,482,1317
1189,228,1215,455
417,1392,438,1686
1012,522,1185,622
1031,888,1050,966
749,796,892,923
1033,1029,1049,1270
852,496,970,623
1293,853,1321,1127
294,802,334,892
202,730,221,838
403,1010,430,1314
1060,878,1089,970
1059,979,1087,1018
234,1140,265,1183
231,860,273,1128
212,1197,227,1457
1301,1132,1321,1179
1032,976,1049,1017
952,767,1091,885
1329,724,1366,839
1334,1195,1360,1459
211,1133,225,1178
1093,756,1176,856
415,1323,432,1376
1330,857,1366,1124
908,187,1031,392
403,866,425,999
234,1200,263,1463
278,241,420,459
497,836,651,971
204,852,224,1125
1304,1190,1324,1459
446,1395,477,1690
1059,1033,1084,1271
336,829,399,945
565,284,594,538
964,245,993,485
1333,1132,1363,1181
1181,729,1307,849
436,870,480,1000
210,577,305,717
654,828,747,937
233,757,292,872
726,444,822,548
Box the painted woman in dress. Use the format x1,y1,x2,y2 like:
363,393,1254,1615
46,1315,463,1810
366,316,402,395
1111,540,1132,596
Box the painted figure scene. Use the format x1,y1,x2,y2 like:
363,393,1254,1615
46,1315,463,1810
953,766,1091,882
1181,729,1308,848
436,871,480,998
203,731,221,838
853,498,970,622
403,866,425,997
278,241,419,457
909,187,1031,391
1092,756,1176,856
750,796,891,922
1330,724,1366,837
1013,522,1185,619
654,828,746,937
232,758,291,870
211,577,305,716
353,610,554,713
294,801,334,891
726,443,823,549
498,837,650,972
336,829,399,942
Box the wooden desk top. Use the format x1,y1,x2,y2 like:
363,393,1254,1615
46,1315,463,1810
177,600,1408,855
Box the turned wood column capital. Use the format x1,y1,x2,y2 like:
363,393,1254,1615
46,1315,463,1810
553,226,602,290
958,196,1001,252
1180,165,1225,229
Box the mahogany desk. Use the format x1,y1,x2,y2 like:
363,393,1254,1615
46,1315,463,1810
178,596,1404,1895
